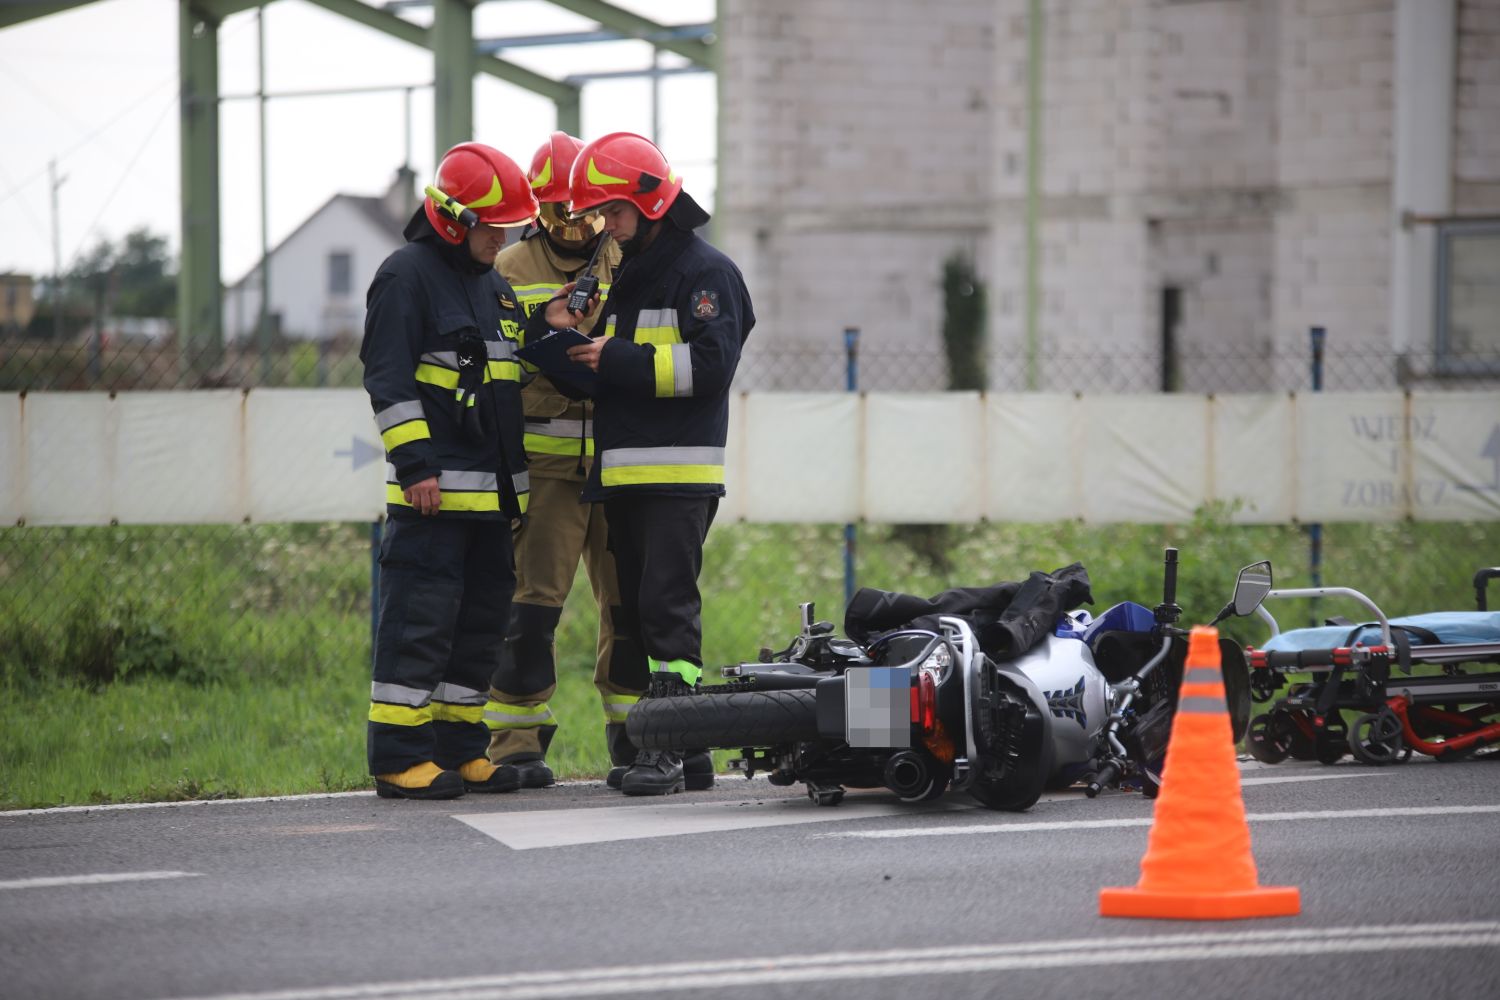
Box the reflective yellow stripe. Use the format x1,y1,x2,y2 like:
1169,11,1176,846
381,420,431,450
369,702,431,726
634,326,682,346
602,694,639,723
600,464,724,487
431,703,485,724
487,359,521,382
530,155,553,189
653,347,676,398
468,174,505,208
386,483,502,512
587,158,628,186
415,363,460,389
524,433,595,456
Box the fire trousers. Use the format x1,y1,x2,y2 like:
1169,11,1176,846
604,494,719,672
368,514,514,776
485,475,647,765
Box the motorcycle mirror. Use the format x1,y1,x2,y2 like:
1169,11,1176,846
1230,560,1273,617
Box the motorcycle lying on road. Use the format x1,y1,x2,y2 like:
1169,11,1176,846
627,548,1254,811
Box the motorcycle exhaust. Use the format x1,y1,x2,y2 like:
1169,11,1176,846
883,751,933,800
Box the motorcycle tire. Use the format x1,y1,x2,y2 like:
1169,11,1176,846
627,688,821,751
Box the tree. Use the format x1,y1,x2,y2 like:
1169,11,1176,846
66,228,177,318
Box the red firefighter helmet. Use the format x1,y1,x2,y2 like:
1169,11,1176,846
423,143,538,245
568,131,682,221
528,132,603,243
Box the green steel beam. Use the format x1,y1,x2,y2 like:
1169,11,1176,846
544,0,716,69
179,0,225,375
302,0,579,105
431,0,474,159
1023,0,1043,391
0,2,95,29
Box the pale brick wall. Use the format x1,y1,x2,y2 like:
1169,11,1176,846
718,0,1495,393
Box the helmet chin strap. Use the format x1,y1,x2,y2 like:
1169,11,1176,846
617,218,662,260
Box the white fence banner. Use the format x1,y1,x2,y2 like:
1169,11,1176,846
864,393,983,524
739,394,859,523
3,389,1497,526
246,389,385,523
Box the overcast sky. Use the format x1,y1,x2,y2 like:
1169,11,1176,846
0,0,716,285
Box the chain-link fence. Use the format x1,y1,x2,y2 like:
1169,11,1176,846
2,331,1498,696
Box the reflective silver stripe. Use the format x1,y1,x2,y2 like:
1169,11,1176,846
513,471,530,493
602,446,725,469
432,683,487,705
482,707,555,727
375,400,425,431
441,469,498,491
1183,667,1223,685
636,308,679,331
487,339,517,360
383,464,500,492
420,351,459,368
602,694,639,722
371,682,432,707
670,343,693,396
525,418,589,438
1178,695,1226,714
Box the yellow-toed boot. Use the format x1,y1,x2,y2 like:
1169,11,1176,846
459,758,521,794
374,761,465,800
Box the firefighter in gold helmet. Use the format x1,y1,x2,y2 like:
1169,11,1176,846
481,133,638,788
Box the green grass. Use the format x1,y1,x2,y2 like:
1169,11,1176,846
1,516,1496,809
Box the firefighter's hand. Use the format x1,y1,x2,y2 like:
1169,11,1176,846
404,476,440,516
566,336,607,372
543,283,598,329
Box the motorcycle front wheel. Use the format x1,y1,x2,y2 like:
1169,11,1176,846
627,688,822,750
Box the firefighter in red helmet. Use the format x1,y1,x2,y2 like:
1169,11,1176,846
523,131,755,795
481,134,638,788
361,141,595,799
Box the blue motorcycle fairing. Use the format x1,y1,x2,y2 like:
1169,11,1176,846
1081,601,1156,642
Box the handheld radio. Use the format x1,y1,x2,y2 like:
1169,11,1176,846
565,237,606,314
424,185,479,229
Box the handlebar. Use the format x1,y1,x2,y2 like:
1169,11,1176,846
1085,760,1121,798
1163,548,1178,607
1476,568,1500,611
1252,646,1374,671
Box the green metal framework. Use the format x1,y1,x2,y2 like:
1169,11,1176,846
1,0,712,370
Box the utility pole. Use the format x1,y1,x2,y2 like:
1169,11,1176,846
49,157,65,342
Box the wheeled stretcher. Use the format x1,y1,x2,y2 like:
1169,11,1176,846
1243,568,1500,764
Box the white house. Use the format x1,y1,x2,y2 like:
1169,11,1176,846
224,167,416,344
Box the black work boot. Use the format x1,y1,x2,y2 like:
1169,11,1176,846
619,749,684,796
646,671,695,699
605,722,638,790
511,759,556,789
683,750,715,791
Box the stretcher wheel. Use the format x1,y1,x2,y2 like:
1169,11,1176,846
1314,717,1348,765
1349,708,1411,765
1249,669,1281,704
1246,712,1292,764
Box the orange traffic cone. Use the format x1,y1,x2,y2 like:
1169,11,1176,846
1099,625,1300,920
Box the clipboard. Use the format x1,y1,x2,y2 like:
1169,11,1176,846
516,329,599,395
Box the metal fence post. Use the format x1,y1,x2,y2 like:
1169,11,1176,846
844,326,860,612
370,519,382,658
1307,325,1325,626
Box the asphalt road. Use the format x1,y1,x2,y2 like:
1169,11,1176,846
1,755,1497,1000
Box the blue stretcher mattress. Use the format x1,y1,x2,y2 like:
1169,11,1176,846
1259,612,1500,653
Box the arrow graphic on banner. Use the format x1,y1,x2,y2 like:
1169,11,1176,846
1457,424,1500,493
334,437,383,472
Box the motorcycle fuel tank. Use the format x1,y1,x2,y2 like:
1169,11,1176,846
1010,633,1109,767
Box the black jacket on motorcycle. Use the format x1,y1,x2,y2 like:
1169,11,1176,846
362,209,531,520
527,194,754,502
844,563,1094,660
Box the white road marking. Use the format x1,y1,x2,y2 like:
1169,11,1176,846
1239,770,1385,786
0,791,374,818
0,870,201,890
455,795,972,850
161,922,1500,1000
822,803,1500,840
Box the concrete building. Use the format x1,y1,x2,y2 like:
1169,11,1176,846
716,0,1500,392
